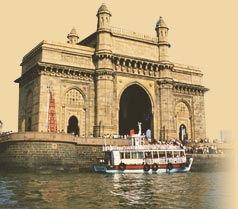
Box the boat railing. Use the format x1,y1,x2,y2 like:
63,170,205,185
103,144,183,152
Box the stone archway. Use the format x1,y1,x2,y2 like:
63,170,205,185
119,84,153,136
175,102,191,141
67,116,79,136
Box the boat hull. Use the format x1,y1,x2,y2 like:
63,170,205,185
94,158,193,174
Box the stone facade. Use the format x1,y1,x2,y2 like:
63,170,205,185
15,4,208,141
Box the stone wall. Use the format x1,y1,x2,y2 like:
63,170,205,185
0,132,128,171
111,35,158,60
18,76,41,132
21,41,95,73
0,141,105,171
77,145,104,171
0,141,78,170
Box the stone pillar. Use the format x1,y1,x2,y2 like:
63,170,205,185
94,4,115,137
157,79,174,140
157,63,174,140
193,93,207,140
94,65,114,137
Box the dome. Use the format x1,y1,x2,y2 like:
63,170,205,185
97,3,111,16
155,16,167,29
67,27,79,38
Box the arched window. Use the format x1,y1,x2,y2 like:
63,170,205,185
175,102,189,118
65,88,84,106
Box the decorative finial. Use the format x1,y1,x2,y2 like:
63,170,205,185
67,27,79,44
97,3,111,16
155,16,167,30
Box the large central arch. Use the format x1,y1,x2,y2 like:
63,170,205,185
119,84,153,136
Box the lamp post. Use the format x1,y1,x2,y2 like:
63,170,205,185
83,108,86,137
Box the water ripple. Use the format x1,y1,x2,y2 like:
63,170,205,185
0,171,232,209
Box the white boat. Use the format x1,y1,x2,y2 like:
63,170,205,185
94,123,193,174
94,142,193,174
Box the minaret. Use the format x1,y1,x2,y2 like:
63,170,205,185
155,17,174,140
96,3,112,53
97,3,111,31
67,27,79,44
155,17,170,61
94,4,114,137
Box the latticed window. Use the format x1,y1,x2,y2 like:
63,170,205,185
175,102,189,118
65,88,84,106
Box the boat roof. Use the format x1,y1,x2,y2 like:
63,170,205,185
103,144,185,152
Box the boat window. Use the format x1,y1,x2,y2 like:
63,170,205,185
159,151,165,158
120,152,124,159
137,152,144,159
125,152,130,159
167,151,173,158
131,152,137,159
180,151,185,157
145,152,152,158
153,151,158,158
174,151,180,157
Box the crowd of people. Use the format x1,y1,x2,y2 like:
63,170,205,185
105,135,225,155
153,138,224,155
0,129,225,155
186,144,223,154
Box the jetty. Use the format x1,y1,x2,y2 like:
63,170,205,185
0,132,231,172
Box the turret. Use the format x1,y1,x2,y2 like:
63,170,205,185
96,3,111,31
96,3,112,53
67,27,79,44
155,17,170,61
94,4,114,137
156,17,174,139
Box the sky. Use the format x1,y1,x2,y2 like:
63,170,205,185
0,0,237,141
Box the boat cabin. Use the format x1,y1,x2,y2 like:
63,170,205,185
103,145,187,167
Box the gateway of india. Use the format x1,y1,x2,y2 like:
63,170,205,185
15,4,208,141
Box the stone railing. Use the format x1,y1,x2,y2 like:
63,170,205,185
103,144,182,151
111,26,158,43
186,153,226,159
0,132,129,146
